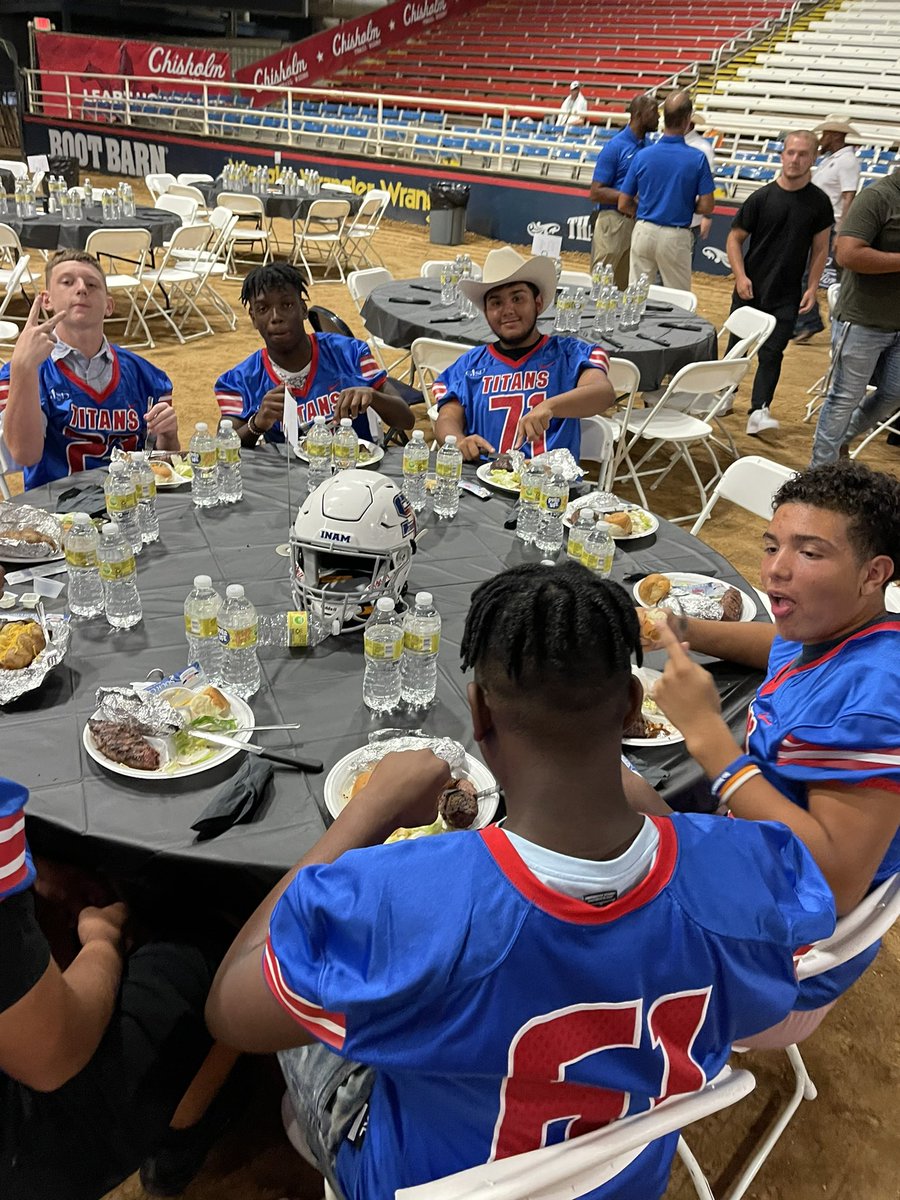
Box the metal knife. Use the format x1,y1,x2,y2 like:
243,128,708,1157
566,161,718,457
196,730,324,773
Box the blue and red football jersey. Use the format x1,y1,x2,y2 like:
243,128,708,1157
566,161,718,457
0,778,35,901
0,348,173,489
214,335,387,443
432,335,609,458
746,616,900,1007
265,814,833,1200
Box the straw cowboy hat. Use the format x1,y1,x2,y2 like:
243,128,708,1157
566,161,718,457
459,247,558,310
812,114,860,136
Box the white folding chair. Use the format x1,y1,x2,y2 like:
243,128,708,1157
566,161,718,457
609,360,751,523
341,189,390,270
648,284,698,313
171,207,238,331
138,224,213,343
804,283,843,423
652,355,753,462
719,306,777,362
0,160,27,180
216,192,273,277
154,193,199,227
0,255,33,324
0,225,34,290
84,227,154,349
727,874,900,1200
578,358,641,490
165,182,209,219
291,198,351,283
297,1066,756,1200
177,173,214,186
421,259,483,281
558,269,593,288
411,337,470,441
0,320,18,348
145,172,176,201
347,267,411,374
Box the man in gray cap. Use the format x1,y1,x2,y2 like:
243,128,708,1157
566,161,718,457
793,115,861,343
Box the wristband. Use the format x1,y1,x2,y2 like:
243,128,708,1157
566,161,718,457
710,754,761,807
246,413,262,440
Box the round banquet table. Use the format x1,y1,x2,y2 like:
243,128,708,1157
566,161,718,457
4,204,182,252
5,449,765,904
199,180,364,222
361,279,718,392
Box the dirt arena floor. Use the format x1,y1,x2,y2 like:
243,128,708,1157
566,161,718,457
4,175,897,1200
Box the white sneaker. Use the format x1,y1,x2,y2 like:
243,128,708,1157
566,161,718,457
746,408,779,435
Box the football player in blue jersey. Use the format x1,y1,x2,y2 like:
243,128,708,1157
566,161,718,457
206,563,833,1200
215,263,414,447
433,247,616,462
0,251,179,489
653,462,900,1047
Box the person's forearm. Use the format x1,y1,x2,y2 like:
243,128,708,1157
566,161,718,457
807,244,829,292
836,242,900,274
726,233,748,284
681,615,775,668
370,385,414,431
695,193,714,217
618,194,637,218
434,404,466,444
4,366,46,466
235,416,263,448
53,940,123,1085
590,185,620,207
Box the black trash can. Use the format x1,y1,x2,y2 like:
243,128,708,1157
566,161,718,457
428,182,469,245
46,155,80,190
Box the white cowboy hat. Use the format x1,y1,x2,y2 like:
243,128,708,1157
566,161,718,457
459,246,557,310
812,114,859,136
569,80,581,90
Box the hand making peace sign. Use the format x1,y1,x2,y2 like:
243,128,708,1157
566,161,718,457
10,297,68,373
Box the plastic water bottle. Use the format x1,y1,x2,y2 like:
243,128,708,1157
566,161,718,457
635,273,650,321
580,520,615,578
363,597,403,714
516,459,546,545
401,591,441,708
104,459,143,554
306,415,333,490
332,418,359,471
217,584,261,698
566,507,595,566
216,420,243,503
534,469,569,556
84,177,93,205
131,452,160,544
434,435,463,519
189,422,219,508
98,522,142,629
184,574,222,681
257,610,328,648
402,430,429,512
64,513,104,618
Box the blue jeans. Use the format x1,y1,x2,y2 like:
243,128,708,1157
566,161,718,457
810,321,900,466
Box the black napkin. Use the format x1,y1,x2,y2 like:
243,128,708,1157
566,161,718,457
54,484,109,519
191,756,274,841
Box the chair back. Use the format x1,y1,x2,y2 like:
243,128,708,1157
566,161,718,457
166,182,206,206
648,284,698,313
720,306,776,356
154,193,198,225
177,173,214,186
421,259,483,281
689,454,795,536
0,255,31,318
308,305,355,338
411,337,469,396
303,198,352,223
146,172,176,200
347,267,392,308
558,269,592,288
0,223,24,253
0,160,27,179
216,192,266,219
165,222,213,257
796,874,900,980
85,228,152,279
661,358,750,405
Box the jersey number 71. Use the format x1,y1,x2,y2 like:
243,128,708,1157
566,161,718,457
488,391,548,456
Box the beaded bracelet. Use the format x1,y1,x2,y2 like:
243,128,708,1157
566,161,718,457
710,754,762,808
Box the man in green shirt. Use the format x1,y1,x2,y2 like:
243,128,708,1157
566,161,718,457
810,171,900,465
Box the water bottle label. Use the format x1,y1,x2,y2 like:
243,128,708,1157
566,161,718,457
333,447,358,468
581,549,613,572
403,631,440,654
306,443,330,461
106,491,137,512
136,480,157,500
218,624,258,648
402,457,427,475
190,450,217,470
566,538,585,563
65,549,97,568
541,494,566,513
217,447,240,465
520,481,542,504
286,611,311,647
436,460,462,481
364,633,402,660
99,556,135,580
185,615,219,637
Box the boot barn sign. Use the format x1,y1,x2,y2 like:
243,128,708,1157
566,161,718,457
35,32,231,118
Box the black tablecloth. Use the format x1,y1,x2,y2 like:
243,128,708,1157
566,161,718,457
7,450,764,897
362,280,718,392
200,180,364,222
6,205,181,252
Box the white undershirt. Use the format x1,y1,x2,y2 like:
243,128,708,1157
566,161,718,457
503,817,660,907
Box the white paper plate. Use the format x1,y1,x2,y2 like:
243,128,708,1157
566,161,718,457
324,748,499,829
475,461,520,493
632,573,758,622
293,440,384,469
622,666,684,747
564,496,659,539
83,689,255,780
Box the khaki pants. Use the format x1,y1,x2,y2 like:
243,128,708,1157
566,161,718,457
591,210,634,291
630,220,693,291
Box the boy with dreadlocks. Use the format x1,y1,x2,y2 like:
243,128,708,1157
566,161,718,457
207,563,833,1200
214,263,413,448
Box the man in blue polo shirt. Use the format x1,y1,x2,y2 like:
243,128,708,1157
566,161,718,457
589,94,659,289
618,91,715,291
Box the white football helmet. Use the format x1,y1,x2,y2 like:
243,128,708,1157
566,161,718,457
290,470,417,633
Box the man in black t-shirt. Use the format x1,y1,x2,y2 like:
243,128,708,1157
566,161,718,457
727,131,834,436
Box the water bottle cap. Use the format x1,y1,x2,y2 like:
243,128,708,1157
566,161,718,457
108,460,125,473
194,574,212,588
102,522,118,535
375,597,395,612
444,435,457,446
195,422,208,432
340,418,352,427
313,415,326,424
225,584,245,600
415,592,433,606
412,429,424,441
220,420,233,430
